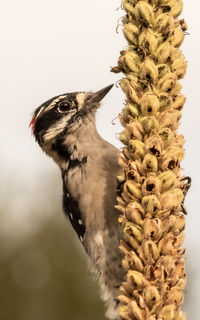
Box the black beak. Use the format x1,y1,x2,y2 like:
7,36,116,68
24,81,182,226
91,84,114,103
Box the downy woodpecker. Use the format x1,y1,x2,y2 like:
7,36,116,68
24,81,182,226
30,85,125,320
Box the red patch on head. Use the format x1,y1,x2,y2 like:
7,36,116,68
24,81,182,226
29,117,36,134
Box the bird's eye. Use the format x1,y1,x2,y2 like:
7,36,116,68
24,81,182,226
57,100,73,113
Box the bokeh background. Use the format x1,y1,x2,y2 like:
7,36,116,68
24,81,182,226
0,0,199,319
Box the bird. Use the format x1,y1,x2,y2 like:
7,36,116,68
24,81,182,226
29,84,125,320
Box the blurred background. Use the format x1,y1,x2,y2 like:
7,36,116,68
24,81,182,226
0,0,199,319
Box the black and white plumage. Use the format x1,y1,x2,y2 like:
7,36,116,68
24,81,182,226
30,85,125,319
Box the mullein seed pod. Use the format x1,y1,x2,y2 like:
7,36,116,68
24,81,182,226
140,58,158,84
142,173,161,196
142,153,158,172
134,1,154,26
142,195,161,214
171,94,186,110
123,23,139,45
124,181,142,199
140,93,160,116
120,130,130,145
157,170,176,192
159,304,175,320
140,116,159,133
129,139,145,158
158,127,174,146
145,135,163,156
113,0,188,318
125,103,140,118
143,286,161,307
155,13,176,36
155,42,172,63
123,0,135,14
138,29,157,56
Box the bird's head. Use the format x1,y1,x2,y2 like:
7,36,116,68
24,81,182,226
30,84,114,148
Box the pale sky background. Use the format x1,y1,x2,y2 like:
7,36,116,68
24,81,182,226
0,0,199,317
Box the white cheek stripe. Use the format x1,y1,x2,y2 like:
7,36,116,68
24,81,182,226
43,116,69,141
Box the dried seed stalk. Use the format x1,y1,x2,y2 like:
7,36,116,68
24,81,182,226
112,0,190,319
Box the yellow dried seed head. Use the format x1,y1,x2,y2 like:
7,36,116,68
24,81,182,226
138,29,157,56
140,116,159,133
140,93,160,116
122,257,130,271
125,206,144,225
124,51,141,73
159,304,175,320
117,174,126,185
114,0,187,316
166,288,183,305
118,305,130,320
157,72,179,93
122,0,135,14
120,78,130,95
174,134,186,147
118,294,131,305
129,139,145,158
166,0,183,18
127,270,148,288
156,42,172,63
168,27,184,47
157,255,175,275
140,58,159,84
143,285,161,307
157,64,171,78
173,215,185,232
121,191,132,204
125,103,140,118
142,153,158,172
159,93,174,109
126,169,141,183
160,153,179,171
124,181,143,199
142,173,162,196
142,239,160,263
159,188,184,210
124,231,140,250
159,232,178,255
166,146,185,161
171,94,186,110
158,170,176,191
127,121,144,140
134,1,154,26
171,57,187,79
159,110,182,131
129,85,142,105
155,13,176,35
120,130,130,145
143,218,163,240
145,135,163,156
130,300,144,320
123,23,139,45
129,250,144,272
170,46,182,62
142,195,161,213
127,73,139,82
118,153,128,169
159,127,174,146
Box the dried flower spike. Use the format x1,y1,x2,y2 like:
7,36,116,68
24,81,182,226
112,0,191,319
